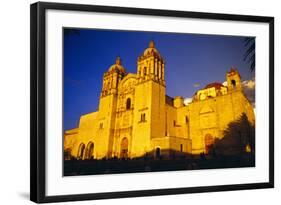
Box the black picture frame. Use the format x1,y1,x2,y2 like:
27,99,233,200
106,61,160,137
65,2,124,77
30,2,274,203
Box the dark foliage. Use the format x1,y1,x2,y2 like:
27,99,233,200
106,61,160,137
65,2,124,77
210,113,255,156
243,37,255,72
64,29,80,37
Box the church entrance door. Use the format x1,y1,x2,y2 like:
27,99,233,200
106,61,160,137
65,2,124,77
205,134,214,154
120,137,128,159
155,147,161,159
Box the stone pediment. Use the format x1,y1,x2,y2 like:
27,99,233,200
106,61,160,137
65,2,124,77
199,105,214,114
119,73,138,87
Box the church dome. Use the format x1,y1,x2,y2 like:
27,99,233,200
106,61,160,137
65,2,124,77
204,82,224,90
143,40,160,56
108,57,126,73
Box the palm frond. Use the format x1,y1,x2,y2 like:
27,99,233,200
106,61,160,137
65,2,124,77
243,37,255,72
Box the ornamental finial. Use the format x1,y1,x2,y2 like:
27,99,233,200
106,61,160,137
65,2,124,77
149,40,155,48
116,56,122,65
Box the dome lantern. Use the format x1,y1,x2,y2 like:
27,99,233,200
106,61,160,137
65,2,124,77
107,56,126,74
149,40,155,48
143,41,160,56
115,56,122,65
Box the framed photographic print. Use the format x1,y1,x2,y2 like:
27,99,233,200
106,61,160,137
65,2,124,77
30,2,274,203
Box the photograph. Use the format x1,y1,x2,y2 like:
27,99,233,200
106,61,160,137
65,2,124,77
63,28,256,176
29,2,274,202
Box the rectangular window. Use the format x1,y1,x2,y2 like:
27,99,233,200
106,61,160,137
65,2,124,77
180,144,183,152
140,113,146,122
99,122,103,129
174,120,176,126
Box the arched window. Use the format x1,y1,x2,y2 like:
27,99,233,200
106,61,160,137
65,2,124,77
85,142,94,160
126,98,131,110
143,67,147,75
77,143,85,160
231,79,236,88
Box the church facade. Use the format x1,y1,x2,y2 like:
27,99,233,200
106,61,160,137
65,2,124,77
64,41,255,160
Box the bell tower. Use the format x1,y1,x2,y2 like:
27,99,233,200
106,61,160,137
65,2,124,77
226,67,242,91
137,40,165,85
131,41,166,157
101,56,126,97
98,57,126,158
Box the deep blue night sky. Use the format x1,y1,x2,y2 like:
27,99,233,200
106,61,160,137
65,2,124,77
64,28,255,130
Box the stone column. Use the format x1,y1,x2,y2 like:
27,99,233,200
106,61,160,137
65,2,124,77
158,60,162,79
162,63,165,81
155,59,158,78
140,66,143,78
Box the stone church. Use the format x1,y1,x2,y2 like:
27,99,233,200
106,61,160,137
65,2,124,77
64,41,255,160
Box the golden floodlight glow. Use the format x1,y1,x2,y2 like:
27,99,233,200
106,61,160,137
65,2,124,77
64,42,255,160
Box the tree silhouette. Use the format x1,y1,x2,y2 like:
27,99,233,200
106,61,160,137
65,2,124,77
64,148,73,160
211,113,255,156
64,29,80,37
243,37,255,72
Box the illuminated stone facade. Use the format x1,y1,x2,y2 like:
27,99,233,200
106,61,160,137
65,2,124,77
64,41,255,160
